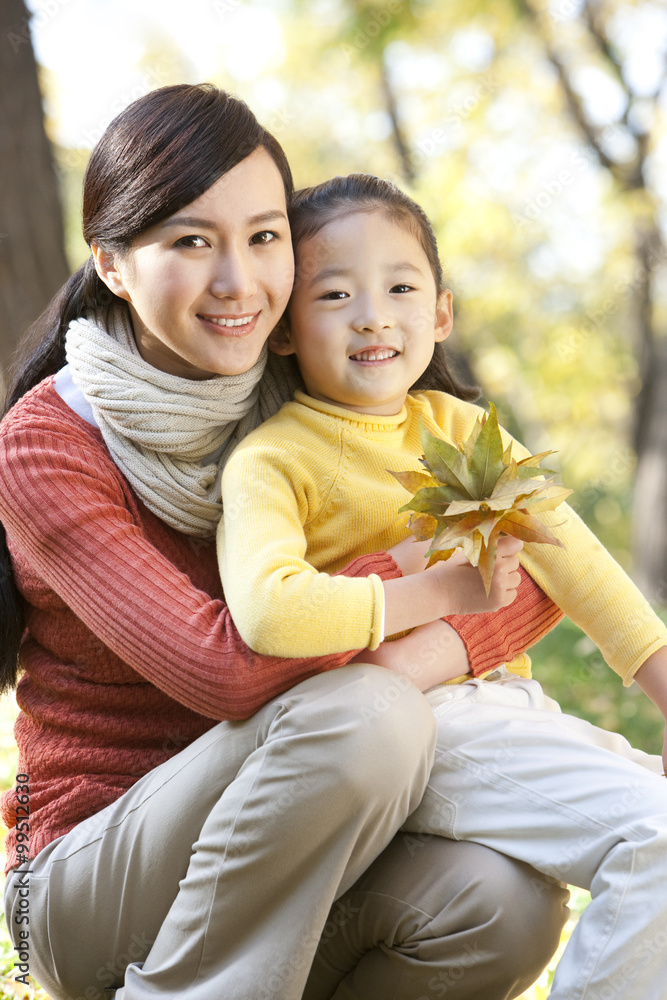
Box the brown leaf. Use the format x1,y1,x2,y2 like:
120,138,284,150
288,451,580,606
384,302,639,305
387,469,438,492
496,510,566,547
407,512,439,540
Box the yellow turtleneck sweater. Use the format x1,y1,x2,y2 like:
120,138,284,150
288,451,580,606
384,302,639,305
218,390,667,680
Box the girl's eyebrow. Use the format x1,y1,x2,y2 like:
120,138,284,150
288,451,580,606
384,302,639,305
308,266,353,287
161,210,288,229
308,261,424,288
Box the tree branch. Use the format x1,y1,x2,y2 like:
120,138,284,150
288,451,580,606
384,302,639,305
517,0,644,189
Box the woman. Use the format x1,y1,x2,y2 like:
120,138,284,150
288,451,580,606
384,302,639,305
0,84,567,1000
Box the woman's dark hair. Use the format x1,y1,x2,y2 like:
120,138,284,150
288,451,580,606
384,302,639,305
0,83,293,692
288,173,479,401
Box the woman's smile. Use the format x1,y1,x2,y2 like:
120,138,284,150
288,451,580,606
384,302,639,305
94,147,295,380
197,311,261,335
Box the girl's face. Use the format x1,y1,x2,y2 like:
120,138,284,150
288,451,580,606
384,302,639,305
273,209,453,415
93,147,295,380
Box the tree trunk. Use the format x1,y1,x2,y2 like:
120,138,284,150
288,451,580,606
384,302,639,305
0,0,69,399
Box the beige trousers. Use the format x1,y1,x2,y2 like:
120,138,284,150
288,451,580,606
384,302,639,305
4,666,568,1000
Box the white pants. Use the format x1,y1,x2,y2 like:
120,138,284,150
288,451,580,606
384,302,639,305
402,669,667,1000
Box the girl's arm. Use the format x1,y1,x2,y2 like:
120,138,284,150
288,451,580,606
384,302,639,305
218,446,522,658
633,649,667,770
353,566,565,690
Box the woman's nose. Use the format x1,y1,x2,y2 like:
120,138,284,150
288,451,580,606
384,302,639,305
210,250,257,300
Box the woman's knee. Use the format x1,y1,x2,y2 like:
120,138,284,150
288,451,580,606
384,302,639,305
326,665,436,809
276,665,437,814
469,846,569,990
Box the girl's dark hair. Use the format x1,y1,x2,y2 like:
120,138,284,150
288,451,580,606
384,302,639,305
288,173,479,402
0,83,293,692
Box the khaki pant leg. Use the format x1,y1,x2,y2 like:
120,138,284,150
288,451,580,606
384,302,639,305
303,836,570,1000
5,665,436,1000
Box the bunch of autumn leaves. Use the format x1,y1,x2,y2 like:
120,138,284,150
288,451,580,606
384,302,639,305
390,404,572,595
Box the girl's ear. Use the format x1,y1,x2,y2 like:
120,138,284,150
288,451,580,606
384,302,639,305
434,289,454,343
268,315,296,356
91,242,131,302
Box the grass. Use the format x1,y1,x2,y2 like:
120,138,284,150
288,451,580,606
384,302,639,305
0,693,586,1000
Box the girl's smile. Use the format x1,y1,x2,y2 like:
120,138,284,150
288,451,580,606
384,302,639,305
272,208,453,415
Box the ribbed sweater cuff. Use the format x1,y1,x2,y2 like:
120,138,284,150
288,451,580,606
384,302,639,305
445,569,564,677
338,551,403,582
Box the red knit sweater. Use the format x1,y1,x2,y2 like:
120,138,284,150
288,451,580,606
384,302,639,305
0,378,562,873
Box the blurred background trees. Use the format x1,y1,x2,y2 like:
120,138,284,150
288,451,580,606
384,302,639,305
1,0,667,750
0,0,68,398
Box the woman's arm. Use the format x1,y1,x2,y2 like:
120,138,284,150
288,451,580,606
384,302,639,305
0,400,399,721
354,566,565,689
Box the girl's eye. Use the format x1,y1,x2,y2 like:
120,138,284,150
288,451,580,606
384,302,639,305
250,230,278,245
390,283,414,293
175,235,209,249
321,290,349,300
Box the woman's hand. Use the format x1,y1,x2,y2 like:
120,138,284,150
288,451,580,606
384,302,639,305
349,619,471,691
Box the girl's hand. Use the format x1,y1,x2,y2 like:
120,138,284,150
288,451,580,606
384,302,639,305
349,619,471,691
430,536,523,616
382,536,522,635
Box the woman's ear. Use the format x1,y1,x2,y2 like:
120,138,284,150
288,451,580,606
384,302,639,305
268,315,296,356
91,242,131,302
434,289,454,343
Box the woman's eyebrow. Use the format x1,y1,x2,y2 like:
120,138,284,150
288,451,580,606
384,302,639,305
161,210,287,230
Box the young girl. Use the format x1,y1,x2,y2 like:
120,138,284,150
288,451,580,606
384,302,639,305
218,173,667,999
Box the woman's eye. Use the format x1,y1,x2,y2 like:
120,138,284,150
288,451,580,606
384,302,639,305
321,290,349,300
175,235,208,249
250,230,278,245
390,283,414,293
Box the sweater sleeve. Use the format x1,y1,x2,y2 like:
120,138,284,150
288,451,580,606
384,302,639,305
419,391,667,682
0,396,397,721
502,433,667,684
446,566,564,677
219,442,384,657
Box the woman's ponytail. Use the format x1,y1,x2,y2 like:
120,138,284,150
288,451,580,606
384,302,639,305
0,257,116,692
3,257,113,414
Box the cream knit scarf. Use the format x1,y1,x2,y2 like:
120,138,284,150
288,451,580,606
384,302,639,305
65,304,300,537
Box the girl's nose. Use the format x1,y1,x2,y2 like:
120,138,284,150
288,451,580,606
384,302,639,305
210,250,257,300
352,293,393,333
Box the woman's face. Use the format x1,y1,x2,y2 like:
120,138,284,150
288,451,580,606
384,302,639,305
94,147,295,379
